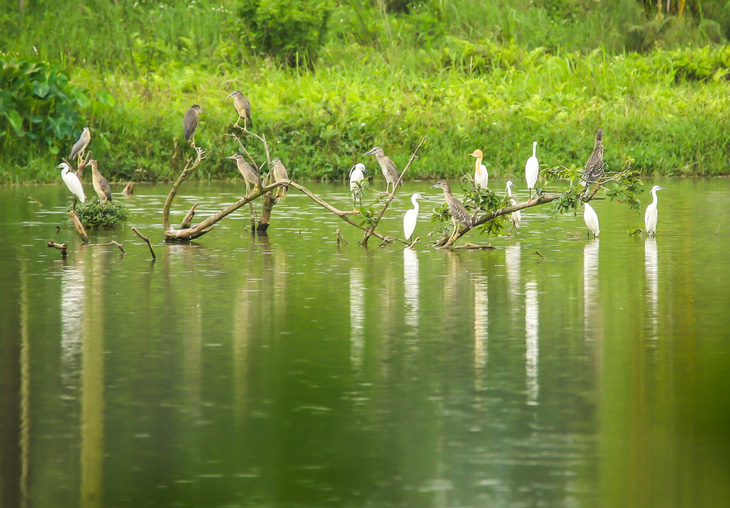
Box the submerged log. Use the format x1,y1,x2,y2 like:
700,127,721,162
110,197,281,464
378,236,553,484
68,210,89,244
122,182,135,196
47,239,67,257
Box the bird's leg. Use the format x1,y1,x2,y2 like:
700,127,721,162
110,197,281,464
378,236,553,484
234,117,241,130
72,197,77,211
245,181,251,197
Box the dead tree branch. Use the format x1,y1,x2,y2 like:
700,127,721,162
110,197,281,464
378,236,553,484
132,227,156,260
162,147,206,233
68,210,89,244
47,239,67,257
82,241,126,255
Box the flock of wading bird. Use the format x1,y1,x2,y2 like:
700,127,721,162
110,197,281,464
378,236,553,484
57,91,667,245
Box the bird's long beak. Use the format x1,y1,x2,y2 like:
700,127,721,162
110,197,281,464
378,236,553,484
226,92,234,98
55,164,63,168
85,161,92,167
658,186,666,191
227,155,236,160
364,148,376,156
468,151,478,157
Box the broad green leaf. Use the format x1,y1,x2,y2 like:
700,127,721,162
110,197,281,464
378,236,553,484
33,81,50,98
3,109,23,135
97,90,115,107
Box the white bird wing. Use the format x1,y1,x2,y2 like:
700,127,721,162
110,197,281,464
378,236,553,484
475,164,488,187
62,170,86,202
525,156,539,187
403,209,417,239
645,205,658,233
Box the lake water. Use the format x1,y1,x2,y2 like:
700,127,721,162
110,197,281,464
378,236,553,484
1,179,729,507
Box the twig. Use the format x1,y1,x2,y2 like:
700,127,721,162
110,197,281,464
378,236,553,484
534,250,546,259
180,204,197,229
122,182,135,196
162,147,206,232
27,196,42,207
132,226,156,260
336,228,348,247
47,239,67,257
452,242,495,250
82,241,126,255
715,219,725,237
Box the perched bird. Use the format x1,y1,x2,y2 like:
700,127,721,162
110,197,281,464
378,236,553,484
365,147,401,194
583,202,600,238
469,149,488,189
349,163,367,211
57,162,86,208
69,126,91,162
270,158,289,199
85,159,113,203
506,180,521,232
644,185,666,237
431,180,472,243
403,193,424,243
227,153,260,195
226,90,252,130
583,129,605,185
525,141,539,199
183,104,202,147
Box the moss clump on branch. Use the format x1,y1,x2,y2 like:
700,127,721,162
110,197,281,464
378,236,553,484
72,201,130,229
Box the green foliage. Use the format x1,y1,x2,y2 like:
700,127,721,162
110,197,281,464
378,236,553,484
73,200,130,229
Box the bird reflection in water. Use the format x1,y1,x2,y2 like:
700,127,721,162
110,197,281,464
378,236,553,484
403,249,419,331
349,267,365,369
473,276,488,391
525,280,539,406
645,238,659,336
583,239,600,335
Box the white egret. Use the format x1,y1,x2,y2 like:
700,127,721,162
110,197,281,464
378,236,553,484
505,180,521,232
58,162,86,208
468,149,488,188
583,202,599,238
525,141,539,199
349,163,367,210
365,147,401,194
644,185,666,237
403,192,424,243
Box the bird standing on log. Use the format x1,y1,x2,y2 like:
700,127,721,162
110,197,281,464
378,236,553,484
58,162,86,209
349,163,367,211
85,159,113,203
69,126,91,162
183,104,202,147
270,158,289,199
469,149,488,189
525,141,539,199
365,147,401,194
227,153,260,195
226,91,252,130
583,129,605,186
432,180,472,243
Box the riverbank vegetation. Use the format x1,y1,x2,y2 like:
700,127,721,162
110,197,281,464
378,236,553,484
2,0,729,184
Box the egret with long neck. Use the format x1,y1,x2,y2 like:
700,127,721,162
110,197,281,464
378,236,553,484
644,185,666,237
525,141,539,199
506,180,521,233
469,149,488,189
403,192,423,243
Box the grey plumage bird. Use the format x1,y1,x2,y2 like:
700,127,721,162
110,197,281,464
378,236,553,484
583,128,605,185
227,153,260,195
365,146,402,194
85,159,112,203
226,91,252,130
183,104,202,146
270,158,289,199
69,126,91,161
432,180,473,242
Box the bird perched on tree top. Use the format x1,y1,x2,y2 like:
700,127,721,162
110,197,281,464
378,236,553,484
365,146,401,194
269,158,289,199
226,91,252,130
183,104,202,147
85,159,113,203
583,129,605,185
227,153,259,195
69,126,91,162
432,180,472,243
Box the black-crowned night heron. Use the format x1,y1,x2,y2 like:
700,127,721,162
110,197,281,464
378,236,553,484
227,153,260,195
403,192,424,242
525,141,539,198
69,126,91,161
583,129,604,185
269,158,288,199
85,159,112,203
644,185,666,237
226,91,252,130
365,147,401,194
431,180,472,242
469,149,488,188
183,104,202,147
57,162,86,208
583,202,599,238
505,180,521,232
349,163,367,211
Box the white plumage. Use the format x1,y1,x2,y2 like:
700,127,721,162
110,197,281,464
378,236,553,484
506,180,521,229
583,202,599,238
469,149,488,188
58,162,86,203
403,193,423,241
644,185,666,237
525,141,539,198
349,163,366,209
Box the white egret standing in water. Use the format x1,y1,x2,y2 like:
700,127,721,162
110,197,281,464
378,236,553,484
469,149,488,189
403,193,424,243
505,180,521,232
525,141,539,199
644,185,666,237
349,163,367,210
583,202,600,238
58,162,86,208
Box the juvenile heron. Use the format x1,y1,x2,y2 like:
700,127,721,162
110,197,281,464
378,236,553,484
644,185,666,237
583,202,600,238
349,163,367,211
226,91,252,130
365,147,401,194
227,153,259,195
432,180,472,242
57,162,86,208
468,149,488,188
583,129,604,185
506,180,521,232
85,159,113,203
69,126,91,162
183,104,202,147
525,141,539,199
403,192,424,242
270,158,289,199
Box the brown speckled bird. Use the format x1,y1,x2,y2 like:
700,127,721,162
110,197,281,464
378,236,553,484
183,104,202,147
85,159,112,203
432,180,472,242
227,153,260,195
226,91,252,130
583,128,604,185
365,146,401,194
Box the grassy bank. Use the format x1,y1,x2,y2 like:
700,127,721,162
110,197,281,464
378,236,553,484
1,1,729,183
